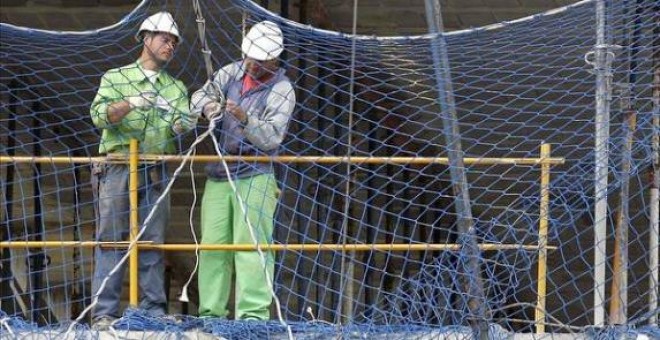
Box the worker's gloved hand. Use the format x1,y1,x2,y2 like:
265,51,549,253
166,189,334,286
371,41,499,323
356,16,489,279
126,92,157,109
154,96,175,113
172,119,186,134
203,101,223,120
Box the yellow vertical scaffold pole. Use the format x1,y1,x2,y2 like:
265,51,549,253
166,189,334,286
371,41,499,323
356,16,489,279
129,139,139,306
536,143,551,333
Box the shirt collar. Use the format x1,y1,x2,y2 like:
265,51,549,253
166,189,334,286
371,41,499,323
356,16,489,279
237,60,283,86
132,61,164,84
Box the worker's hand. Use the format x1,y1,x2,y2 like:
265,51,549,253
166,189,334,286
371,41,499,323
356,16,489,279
126,92,157,109
203,101,223,120
226,100,247,124
172,119,186,134
154,96,175,113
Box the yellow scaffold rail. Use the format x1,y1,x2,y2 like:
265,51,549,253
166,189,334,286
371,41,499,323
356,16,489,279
128,139,139,307
0,154,565,166
1,143,563,331
536,143,551,334
0,241,557,251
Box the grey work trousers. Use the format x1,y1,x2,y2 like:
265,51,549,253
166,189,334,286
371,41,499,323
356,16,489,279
91,162,170,319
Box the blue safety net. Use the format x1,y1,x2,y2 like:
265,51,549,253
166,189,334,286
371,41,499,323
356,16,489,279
1,0,658,338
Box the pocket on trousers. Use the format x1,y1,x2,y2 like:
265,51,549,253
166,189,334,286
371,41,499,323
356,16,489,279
91,162,106,194
149,164,166,192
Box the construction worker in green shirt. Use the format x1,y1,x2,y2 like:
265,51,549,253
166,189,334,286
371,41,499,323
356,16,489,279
88,11,197,330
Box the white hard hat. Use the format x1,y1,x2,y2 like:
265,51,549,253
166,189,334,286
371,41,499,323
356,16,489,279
241,21,284,61
135,11,181,43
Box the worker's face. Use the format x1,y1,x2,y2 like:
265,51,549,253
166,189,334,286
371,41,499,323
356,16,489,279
144,32,178,65
244,58,278,79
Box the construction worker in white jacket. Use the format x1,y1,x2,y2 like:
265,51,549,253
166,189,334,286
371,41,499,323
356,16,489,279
190,20,296,320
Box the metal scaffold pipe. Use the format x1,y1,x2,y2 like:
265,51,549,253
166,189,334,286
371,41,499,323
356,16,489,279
649,0,660,325
424,0,489,338
588,0,616,327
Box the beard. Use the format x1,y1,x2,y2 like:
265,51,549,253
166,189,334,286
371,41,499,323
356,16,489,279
147,47,171,67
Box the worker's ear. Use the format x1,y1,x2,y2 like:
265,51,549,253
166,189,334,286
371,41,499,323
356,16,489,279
141,32,153,44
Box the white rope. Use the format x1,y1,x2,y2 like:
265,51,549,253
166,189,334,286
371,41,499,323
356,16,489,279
0,317,16,337
175,0,214,306
178,149,200,304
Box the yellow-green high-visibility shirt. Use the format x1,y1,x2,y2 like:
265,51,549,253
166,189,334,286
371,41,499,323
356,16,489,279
90,62,191,155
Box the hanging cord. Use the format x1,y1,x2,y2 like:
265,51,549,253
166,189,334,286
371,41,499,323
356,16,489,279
174,0,216,305
336,0,359,326
178,149,200,303
0,316,15,337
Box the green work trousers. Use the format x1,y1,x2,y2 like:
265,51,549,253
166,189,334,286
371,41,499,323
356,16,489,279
198,174,278,320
